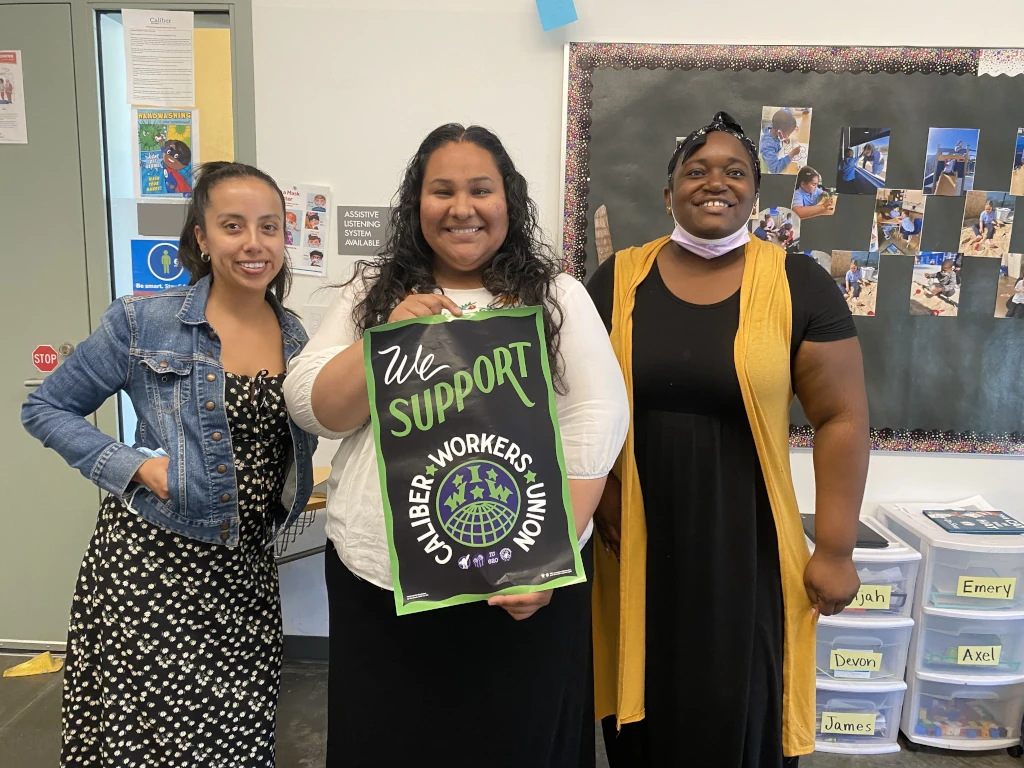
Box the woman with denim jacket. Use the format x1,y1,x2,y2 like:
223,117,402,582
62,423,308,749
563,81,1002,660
22,162,318,767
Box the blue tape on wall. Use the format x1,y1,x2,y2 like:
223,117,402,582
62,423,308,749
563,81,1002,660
536,0,577,31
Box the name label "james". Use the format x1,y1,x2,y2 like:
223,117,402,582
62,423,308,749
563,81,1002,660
820,712,876,735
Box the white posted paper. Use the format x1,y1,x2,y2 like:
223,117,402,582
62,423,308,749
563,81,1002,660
0,51,28,144
281,183,332,277
122,9,195,107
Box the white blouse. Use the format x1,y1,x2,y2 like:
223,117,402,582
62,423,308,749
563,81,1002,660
284,273,629,590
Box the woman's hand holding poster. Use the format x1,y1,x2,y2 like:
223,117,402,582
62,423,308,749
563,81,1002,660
364,307,584,615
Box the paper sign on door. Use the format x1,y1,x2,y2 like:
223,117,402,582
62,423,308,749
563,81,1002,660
957,577,1016,600
820,712,876,735
958,646,1002,666
830,650,882,678
850,584,891,610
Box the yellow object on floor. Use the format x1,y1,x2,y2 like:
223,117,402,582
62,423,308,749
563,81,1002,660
3,651,63,677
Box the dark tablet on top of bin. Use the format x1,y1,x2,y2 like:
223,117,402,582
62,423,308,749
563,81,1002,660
800,514,889,549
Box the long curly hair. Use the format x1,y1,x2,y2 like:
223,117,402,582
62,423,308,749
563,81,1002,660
350,124,565,390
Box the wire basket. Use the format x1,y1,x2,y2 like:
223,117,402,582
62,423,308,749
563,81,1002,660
274,508,318,557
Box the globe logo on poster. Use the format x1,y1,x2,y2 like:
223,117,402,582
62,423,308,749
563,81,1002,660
436,459,521,548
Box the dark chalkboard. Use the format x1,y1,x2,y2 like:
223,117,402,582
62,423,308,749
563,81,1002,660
573,64,1024,438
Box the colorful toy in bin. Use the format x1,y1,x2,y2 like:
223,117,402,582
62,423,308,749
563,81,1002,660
914,696,1010,739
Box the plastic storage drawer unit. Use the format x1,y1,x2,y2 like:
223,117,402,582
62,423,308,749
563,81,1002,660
877,502,1024,615
917,608,1024,678
926,548,1024,612
816,615,914,682
805,515,921,618
903,676,1024,750
814,679,907,754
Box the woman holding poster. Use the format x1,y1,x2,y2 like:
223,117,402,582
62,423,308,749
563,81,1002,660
284,124,628,767
587,113,869,767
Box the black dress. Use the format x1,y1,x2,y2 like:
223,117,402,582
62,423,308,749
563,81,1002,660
61,373,289,767
588,253,855,767
324,540,595,768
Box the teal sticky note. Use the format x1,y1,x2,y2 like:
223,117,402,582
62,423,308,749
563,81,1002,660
536,0,577,31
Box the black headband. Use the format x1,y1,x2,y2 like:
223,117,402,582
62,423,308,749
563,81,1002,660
670,111,761,191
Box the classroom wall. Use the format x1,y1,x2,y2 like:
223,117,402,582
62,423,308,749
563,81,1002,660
251,0,1024,637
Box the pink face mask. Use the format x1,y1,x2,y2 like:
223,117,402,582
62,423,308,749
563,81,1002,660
668,197,750,259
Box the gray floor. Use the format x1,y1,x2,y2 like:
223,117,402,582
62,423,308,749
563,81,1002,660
1,653,1019,766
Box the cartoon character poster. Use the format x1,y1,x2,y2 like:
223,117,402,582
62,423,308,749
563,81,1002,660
364,307,585,615
133,108,199,199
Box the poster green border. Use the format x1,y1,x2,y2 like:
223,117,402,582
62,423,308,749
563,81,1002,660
363,306,586,615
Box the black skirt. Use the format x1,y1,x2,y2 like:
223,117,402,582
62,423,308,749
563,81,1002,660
324,541,595,768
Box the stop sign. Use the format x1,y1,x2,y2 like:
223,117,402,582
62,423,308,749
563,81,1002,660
32,345,60,373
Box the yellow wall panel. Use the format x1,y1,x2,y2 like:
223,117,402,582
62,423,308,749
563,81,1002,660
194,28,234,162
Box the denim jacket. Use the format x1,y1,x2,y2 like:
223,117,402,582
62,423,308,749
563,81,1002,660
22,276,319,546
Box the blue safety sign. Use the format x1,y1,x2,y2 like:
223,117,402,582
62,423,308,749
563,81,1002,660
131,239,189,294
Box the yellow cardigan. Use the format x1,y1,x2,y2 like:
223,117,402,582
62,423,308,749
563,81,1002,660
591,235,816,757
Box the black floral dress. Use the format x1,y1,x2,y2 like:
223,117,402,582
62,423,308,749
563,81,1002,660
61,372,290,767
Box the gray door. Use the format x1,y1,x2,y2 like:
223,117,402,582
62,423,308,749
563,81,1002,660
0,3,108,646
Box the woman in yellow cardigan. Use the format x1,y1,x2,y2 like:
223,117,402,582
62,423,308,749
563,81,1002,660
587,113,869,767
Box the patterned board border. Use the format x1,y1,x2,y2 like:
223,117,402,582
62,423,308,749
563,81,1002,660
562,43,1024,454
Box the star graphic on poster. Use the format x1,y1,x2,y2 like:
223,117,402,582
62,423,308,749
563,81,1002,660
486,468,498,482
425,465,437,477
524,470,537,483
453,474,465,488
471,486,485,500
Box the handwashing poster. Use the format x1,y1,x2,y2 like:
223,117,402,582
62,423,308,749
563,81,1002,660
133,108,199,199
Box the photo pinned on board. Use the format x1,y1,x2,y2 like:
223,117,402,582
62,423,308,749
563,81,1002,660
751,206,800,252
922,128,979,196
875,189,927,256
910,253,962,317
832,251,880,316
758,107,812,176
994,252,1024,318
791,166,838,220
1010,129,1024,195
802,250,832,274
837,128,890,194
960,191,1014,257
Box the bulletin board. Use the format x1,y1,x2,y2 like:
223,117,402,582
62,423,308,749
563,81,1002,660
561,44,1024,454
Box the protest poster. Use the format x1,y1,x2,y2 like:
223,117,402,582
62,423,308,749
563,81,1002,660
133,108,199,199
364,306,584,614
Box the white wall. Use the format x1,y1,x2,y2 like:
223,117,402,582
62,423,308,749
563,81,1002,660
252,0,1024,637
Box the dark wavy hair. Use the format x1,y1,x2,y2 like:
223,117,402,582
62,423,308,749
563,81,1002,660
797,165,821,188
349,123,565,389
178,161,293,305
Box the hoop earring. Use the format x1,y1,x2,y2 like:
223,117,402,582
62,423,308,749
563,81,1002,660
200,252,211,263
